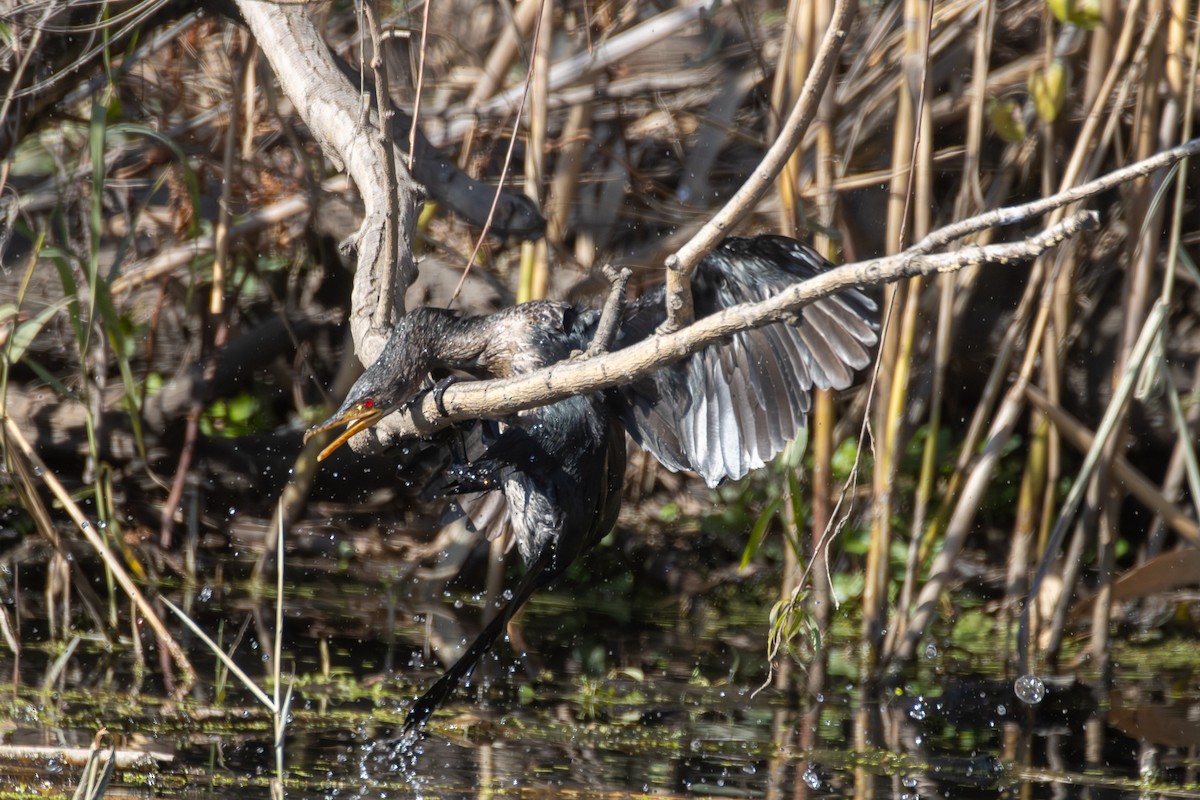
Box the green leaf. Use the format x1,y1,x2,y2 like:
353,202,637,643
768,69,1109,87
5,298,72,364
227,393,260,425
740,497,782,572
1028,60,1068,124
1047,0,1100,29
989,98,1027,143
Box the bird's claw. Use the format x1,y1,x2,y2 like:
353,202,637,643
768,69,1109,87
432,376,459,417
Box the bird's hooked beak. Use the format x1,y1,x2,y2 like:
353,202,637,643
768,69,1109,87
303,400,384,462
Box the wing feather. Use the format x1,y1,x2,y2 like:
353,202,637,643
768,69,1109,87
612,235,879,485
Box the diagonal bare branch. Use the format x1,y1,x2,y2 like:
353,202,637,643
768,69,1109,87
362,211,1098,452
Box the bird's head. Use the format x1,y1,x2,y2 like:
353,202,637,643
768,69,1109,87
303,393,387,462
303,330,426,461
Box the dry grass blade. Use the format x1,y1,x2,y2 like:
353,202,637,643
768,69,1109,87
1,418,196,691
159,597,275,712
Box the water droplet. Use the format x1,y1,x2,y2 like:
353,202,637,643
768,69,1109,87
802,769,821,790
199,586,213,602
902,775,918,788
908,699,927,720
1014,674,1046,704
924,643,938,659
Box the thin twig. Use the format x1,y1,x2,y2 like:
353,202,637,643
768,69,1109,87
662,0,857,331
407,1,431,173
908,136,1200,255
583,265,632,356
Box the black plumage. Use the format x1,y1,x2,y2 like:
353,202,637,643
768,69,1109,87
304,235,877,735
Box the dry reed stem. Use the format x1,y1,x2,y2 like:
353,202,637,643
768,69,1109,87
1077,3,1171,675
768,0,804,694
871,0,936,659
806,0,839,677
768,0,810,235
1023,301,1169,674
547,103,590,244
877,124,1200,664
467,0,539,108
518,0,551,303
925,78,1134,581
447,3,543,307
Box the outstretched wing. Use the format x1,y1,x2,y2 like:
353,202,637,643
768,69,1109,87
612,235,878,487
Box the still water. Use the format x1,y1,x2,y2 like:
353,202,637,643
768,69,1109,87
0,551,1197,799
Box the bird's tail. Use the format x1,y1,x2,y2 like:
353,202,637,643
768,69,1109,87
401,543,554,738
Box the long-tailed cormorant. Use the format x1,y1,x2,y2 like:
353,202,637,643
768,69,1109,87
304,235,878,735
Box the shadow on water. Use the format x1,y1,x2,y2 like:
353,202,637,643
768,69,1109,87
0,550,1198,800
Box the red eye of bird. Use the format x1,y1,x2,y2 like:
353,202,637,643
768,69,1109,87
362,398,374,410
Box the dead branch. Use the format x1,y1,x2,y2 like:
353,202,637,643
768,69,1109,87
361,211,1098,452
661,0,857,331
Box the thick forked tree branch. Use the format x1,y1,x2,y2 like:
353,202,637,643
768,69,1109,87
234,0,421,367
234,3,1200,462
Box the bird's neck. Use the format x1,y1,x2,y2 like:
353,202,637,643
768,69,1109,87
397,307,510,376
